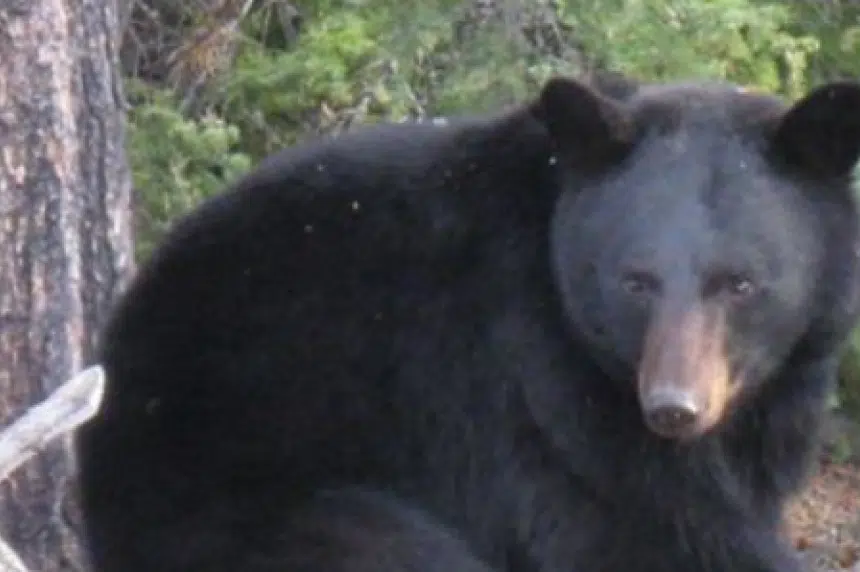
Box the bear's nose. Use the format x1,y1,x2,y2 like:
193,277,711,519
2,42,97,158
641,387,701,439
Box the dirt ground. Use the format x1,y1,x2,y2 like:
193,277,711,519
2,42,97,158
786,456,860,572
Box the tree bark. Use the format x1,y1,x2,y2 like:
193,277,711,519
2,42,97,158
0,0,134,570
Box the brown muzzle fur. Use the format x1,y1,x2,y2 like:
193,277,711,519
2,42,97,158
637,305,737,439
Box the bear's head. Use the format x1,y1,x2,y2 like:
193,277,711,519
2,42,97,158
531,76,860,441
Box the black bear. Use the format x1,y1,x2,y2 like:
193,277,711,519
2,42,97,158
76,75,860,572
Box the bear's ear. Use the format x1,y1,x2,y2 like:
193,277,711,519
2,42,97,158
531,76,634,171
770,82,860,179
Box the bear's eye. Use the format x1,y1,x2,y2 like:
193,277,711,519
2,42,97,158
620,271,661,296
708,273,757,300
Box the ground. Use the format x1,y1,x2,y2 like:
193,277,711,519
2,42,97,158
786,417,860,572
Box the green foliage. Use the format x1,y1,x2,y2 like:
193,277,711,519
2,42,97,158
563,0,819,96
217,1,577,159
219,9,386,156
126,80,251,258
781,0,860,84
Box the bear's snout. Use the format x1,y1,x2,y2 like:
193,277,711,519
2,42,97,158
637,304,735,440
640,386,703,439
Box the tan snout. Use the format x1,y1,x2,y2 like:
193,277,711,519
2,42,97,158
637,306,737,440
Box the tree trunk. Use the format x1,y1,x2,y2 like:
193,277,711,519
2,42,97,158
0,0,134,570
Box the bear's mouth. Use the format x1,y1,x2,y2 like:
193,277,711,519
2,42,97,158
637,305,741,440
